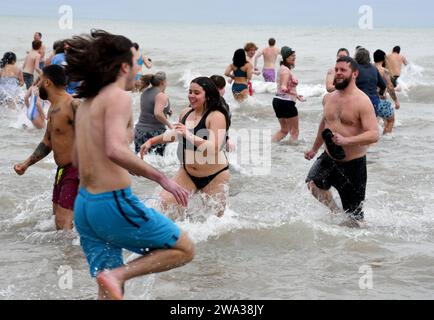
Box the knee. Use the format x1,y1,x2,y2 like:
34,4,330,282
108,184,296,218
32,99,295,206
280,128,289,135
178,232,195,263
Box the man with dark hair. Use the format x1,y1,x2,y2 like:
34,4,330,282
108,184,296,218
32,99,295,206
22,40,42,89
14,65,80,231
254,37,280,82
34,32,46,69
326,48,350,92
305,56,380,228
67,30,194,300
386,45,408,87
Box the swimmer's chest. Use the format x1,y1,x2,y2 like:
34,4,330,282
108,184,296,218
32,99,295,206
48,106,73,135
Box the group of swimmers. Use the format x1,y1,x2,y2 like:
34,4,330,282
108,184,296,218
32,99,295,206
3,29,409,299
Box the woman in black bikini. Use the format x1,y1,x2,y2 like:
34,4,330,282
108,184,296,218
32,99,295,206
140,77,230,217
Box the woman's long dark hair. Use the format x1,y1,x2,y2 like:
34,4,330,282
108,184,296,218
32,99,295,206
65,29,134,98
191,77,230,130
232,48,247,69
0,52,16,68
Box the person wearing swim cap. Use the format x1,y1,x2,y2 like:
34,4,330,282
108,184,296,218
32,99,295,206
272,46,305,143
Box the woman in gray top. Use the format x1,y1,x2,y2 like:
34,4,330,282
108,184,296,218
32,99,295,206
134,72,173,155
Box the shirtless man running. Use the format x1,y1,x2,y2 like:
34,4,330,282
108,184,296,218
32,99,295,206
254,38,280,82
66,30,194,300
22,40,42,89
14,65,79,230
34,32,46,69
305,56,380,227
386,46,408,88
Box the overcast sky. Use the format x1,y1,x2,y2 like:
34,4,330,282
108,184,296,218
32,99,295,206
2,0,433,27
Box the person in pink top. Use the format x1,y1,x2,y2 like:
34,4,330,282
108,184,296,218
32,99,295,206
272,46,305,143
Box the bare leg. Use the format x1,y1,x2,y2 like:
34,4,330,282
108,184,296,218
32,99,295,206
272,118,289,142
201,169,230,217
53,203,74,230
96,231,195,300
307,181,340,213
287,116,299,143
383,115,395,134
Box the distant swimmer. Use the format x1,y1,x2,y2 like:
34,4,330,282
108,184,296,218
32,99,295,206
22,40,42,89
24,78,47,129
272,46,305,143
254,38,280,82
0,52,24,108
244,42,260,95
134,72,173,156
305,56,380,228
132,43,152,83
14,65,79,230
66,30,194,300
141,77,231,218
326,48,349,93
44,40,65,67
386,46,408,88
374,49,400,134
34,32,46,70
225,48,253,102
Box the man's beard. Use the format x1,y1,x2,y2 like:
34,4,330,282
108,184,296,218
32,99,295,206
334,75,352,90
39,85,49,100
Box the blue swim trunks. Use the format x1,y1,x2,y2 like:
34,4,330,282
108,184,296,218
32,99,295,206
74,187,181,277
374,99,394,120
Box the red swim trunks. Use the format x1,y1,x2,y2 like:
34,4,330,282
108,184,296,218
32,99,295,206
52,164,79,210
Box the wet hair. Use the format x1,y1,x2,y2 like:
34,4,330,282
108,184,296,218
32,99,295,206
337,48,349,56
244,42,258,52
65,29,134,98
191,77,230,130
53,40,65,54
268,38,276,46
233,48,247,68
210,75,226,90
1,52,17,68
32,40,42,50
132,42,139,50
373,49,386,63
355,45,362,51
140,72,166,89
35,32,42,38
336,56,359,72
393,46,401,53
42,65,67,87
354,48,371,66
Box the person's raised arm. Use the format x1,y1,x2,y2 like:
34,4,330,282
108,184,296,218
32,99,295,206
142,54,152,69
224,64,234,80
325,68,336,93
254,50,263,69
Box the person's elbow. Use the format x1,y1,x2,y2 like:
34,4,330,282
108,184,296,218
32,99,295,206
370,128,380,144
106,144,124,163
326,85,335,93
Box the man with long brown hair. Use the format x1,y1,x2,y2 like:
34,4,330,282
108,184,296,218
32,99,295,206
66,30,194,300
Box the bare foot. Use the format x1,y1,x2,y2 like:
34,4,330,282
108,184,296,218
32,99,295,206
96,271,124,300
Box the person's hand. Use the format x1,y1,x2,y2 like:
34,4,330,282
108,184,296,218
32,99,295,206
160,177,189,207
395,101,400,110
139,140,153,159
14,163,28,175
304,149,317,160
297,95,306,102
174,123,188,137
226,138,236,152
332,133,349,146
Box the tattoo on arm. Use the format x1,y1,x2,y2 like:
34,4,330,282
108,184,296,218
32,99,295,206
28,143,52,166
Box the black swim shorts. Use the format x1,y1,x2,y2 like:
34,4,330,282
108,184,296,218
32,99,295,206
272,98,298,119
305,152,367,220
